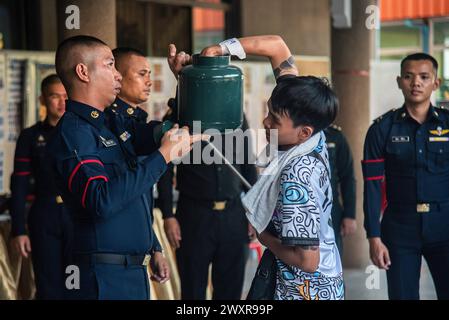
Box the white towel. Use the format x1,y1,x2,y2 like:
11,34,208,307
241,132,323,233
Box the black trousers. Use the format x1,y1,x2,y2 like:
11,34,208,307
382,205,449,300
28,198,72,300
175,195,249,300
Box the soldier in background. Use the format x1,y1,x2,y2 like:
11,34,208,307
324,124,357,255
9,74,69,299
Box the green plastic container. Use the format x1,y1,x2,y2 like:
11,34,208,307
178,54,243,133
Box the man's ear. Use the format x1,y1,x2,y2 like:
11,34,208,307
75,63,90,83
433,77,442,91
396,76,402,90
299,126,313,140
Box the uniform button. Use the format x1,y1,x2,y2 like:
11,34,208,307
217,167,222,171
417,130,421,135
419,149,423,153
440,149,444,153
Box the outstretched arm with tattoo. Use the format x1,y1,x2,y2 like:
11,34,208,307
258,231,319,273
201,35,299,79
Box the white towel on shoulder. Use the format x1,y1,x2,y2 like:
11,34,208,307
241,132,323,233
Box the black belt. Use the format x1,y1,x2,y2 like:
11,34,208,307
73,253,151,266
35,195,64,204
388,202,449,213
181,195,238,211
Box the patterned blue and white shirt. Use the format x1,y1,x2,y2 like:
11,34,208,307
271,132,344,300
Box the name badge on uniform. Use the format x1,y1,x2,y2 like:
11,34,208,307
326,142,336,149
120,131,131,142
429,137,449,142
99,135,117,147
392,136,410,143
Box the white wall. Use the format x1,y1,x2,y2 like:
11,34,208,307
370,60,403,121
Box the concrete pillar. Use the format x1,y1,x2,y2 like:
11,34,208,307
331,0,378,268
57,0,116,48
40,0,58,50
239,0,330,56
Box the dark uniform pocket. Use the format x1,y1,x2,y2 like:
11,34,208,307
385,143,414,176
426,141,449,173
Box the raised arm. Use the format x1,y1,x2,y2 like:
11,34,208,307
201,35,298,79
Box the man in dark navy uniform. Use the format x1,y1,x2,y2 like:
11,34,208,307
324,124,357,255
109,47,161,226
49,35,201,300
362,53,449,299
110,47,151,124
10,74,69,299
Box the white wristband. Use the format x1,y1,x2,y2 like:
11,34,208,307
219,43,230,55
219,38,246,60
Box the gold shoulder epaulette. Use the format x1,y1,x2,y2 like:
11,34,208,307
330,123,342,131
375,108,396,123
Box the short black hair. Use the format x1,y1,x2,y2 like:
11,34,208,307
41,74,61,96
270,76,339,133
401,53,438,73
55,35,108,91
112,47,146,71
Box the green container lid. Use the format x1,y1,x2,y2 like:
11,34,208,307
192,54,230,67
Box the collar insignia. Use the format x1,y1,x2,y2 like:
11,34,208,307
91,110,99,119
99,136,117,147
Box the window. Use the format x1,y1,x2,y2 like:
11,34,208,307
192,0,225,53
379,19,449,101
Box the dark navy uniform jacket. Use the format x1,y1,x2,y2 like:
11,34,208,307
10,119,60,236
111,97,148,124
48,100,165,299
324,125,356,224
362,104,449,240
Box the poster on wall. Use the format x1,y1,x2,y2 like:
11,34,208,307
0,54,5,193
0,54,6,143
6,58,25,143
146,57,177,121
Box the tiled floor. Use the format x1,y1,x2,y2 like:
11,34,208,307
343,260,437,300
242,251,438,300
